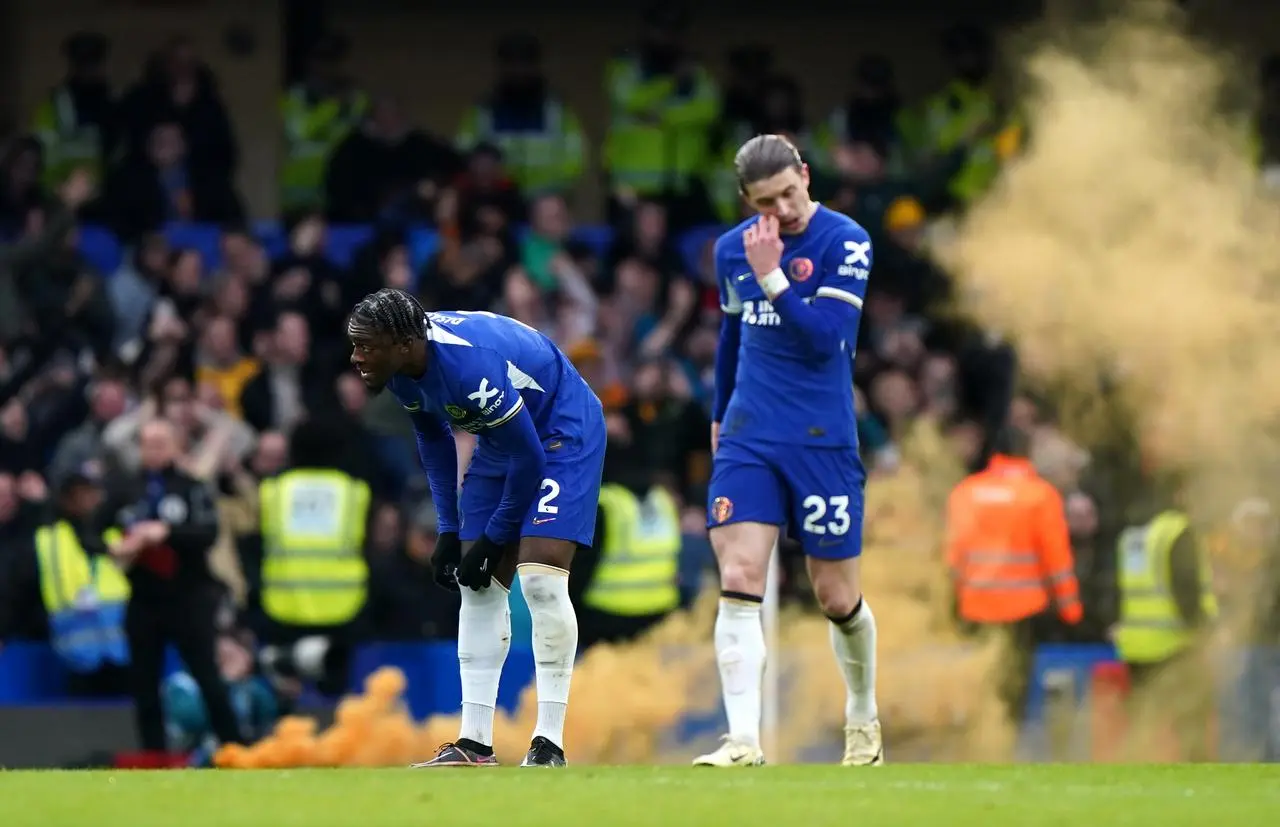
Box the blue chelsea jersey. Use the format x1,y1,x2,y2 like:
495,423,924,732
716,205,871,448
384,311,600,461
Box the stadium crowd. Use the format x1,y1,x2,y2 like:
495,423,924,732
1,4,1277,762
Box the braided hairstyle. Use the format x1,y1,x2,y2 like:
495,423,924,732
349,287,429,343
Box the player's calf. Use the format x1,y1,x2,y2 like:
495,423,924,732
517,537,579,760
701,523,777,761
807,557,882,764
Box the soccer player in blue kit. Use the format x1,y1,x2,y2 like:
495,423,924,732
694,135,882,767
346,288,606,768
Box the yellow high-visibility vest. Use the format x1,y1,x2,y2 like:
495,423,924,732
1114,510,1218,664
279,86,368,210
259,469,370,627
34,521,131,672
585,484,681,616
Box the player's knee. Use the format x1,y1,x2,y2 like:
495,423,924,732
716,553,768,595
810,569,860,619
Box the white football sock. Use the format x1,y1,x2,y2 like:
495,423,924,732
457,581,511,747
519,564,578,749
714,596,766,748
829,598,879,726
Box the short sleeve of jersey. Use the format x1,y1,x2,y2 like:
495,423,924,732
449,347,524,429
714,232,744,315
817,221,873,310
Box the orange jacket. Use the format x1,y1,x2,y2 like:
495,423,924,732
945,455,1083,625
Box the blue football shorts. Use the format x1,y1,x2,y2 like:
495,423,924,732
707,438,866,560
459,406,607,549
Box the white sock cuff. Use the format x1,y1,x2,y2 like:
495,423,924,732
517,563,570,578
719,596,763,618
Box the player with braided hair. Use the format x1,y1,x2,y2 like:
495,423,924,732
347,288,606,768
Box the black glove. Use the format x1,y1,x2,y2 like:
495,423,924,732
456,535,505,590
431,532,462,593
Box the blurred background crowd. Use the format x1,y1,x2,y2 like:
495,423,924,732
0,0,1278,766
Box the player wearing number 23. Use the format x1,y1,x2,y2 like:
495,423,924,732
709,191,871,560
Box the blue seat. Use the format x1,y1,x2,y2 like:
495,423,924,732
406,227,440,274
164,222,223,272
677,223,725,276
325,224,375,268
77,224,124,274
253,220,288,260
569,224,614,259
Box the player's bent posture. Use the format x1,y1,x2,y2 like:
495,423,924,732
347,289,606,768
695,135,882,767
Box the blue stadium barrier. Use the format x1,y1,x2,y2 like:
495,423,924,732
76,221,734,280
0,640,535,721
1022,642,1118,724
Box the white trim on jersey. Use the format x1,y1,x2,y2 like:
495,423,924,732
816,286,864,308
721,277,744,315
484,394,525,428
426,321,473,346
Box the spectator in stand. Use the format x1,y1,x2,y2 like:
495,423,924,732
105,122,244,244
0,137,48,239
817,55,909,180
48,371,130,484
324,95,461,225
108,232,171,353
31,32,117,190
603,2,719,229
119,36,239,182
604,199,687,296
261,212,346,340
280,33,368,213
194,315,260,419
238,311,330,436
456,33,586,199
613,357,710,513
2,169,109,359
365,502,459,640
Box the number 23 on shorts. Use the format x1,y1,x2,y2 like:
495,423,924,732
802,494,852,535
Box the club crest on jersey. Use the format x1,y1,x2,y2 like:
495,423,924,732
711,496,734,524
741,299,780,327
788,257,814,282
445,405,467,419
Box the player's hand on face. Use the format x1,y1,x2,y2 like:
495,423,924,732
455,535,505,590
430,531,462,593
745,215,785,279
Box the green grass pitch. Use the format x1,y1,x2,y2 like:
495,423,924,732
3,764,1279,826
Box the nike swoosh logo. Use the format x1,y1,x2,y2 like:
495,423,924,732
402,402,421,411
532,517,556,525
737,273,753,282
